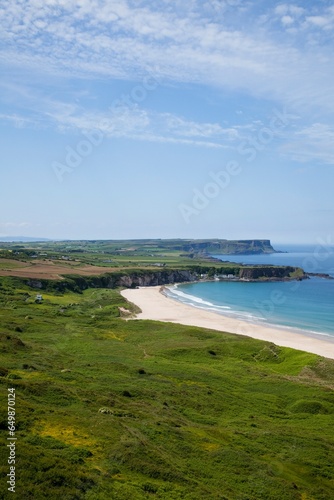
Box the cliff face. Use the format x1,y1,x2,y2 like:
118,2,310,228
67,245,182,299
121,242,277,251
116,270,197,288
26,270,198,292
24,265,304,292
239,266,297,280
217,240,275,255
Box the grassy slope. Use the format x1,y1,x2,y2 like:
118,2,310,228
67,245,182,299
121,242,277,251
0,278,334,499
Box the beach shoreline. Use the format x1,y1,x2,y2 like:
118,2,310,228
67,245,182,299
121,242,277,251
121,286,334,360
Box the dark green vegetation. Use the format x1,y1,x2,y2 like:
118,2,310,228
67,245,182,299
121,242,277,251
1,276,334,499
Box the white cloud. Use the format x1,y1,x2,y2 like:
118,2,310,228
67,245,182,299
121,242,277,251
161,114,238,140
299,123,334,142
5,88,330,163
281,15,294,26
305,15,332,29
281,123,334,165
0,0,333,109
274,4,304,17
46,102,239,148
0,113,34,128
272,3,334,38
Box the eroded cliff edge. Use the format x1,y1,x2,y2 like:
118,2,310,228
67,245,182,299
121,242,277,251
24,265,306,292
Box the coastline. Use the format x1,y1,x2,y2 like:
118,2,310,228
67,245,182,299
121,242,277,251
121,286,334,360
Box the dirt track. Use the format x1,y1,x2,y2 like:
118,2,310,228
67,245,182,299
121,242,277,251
0,259,117,280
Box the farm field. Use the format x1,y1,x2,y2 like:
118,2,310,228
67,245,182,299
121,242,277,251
0,258,120,280
0,240,300,282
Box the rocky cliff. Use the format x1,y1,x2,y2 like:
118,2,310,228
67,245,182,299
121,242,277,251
115,270,198,288
217,239,276,255
26,269,199,292
238,266,303,280
24,265,304,292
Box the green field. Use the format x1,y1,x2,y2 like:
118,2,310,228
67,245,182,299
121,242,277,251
0,241,303,284
0,239,276,270
1,276,334,499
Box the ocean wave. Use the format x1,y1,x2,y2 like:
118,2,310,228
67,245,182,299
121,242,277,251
166,286,265,321
166,283,334,339
268,322,334,340
167,287,231,309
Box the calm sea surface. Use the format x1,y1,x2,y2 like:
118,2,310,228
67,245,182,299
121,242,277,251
166,245,334,338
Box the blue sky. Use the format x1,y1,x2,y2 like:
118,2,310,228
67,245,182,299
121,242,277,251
1,0,334,245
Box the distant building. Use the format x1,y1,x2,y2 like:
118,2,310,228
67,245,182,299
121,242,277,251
35,294,43,303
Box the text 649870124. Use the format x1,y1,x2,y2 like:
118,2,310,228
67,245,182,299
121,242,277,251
7,388,16,493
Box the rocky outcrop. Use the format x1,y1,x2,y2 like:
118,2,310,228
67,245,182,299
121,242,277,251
214,239,276,255
238,266,304,280
116,270,197,288
27,279,43,289
307,273,334,280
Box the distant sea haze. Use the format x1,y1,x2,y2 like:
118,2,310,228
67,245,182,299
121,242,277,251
166,245,334,339
214,244,334,276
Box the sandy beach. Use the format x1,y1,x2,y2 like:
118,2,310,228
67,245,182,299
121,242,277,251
121,286,334,360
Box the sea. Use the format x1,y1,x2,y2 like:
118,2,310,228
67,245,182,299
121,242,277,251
166,244,334,340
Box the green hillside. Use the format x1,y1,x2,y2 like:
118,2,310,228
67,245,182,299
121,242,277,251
0,278,334,499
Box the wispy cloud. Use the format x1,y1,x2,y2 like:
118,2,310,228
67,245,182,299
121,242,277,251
272,3,334,39
46,101,241,148
0,113,34,128
11,89,303,152
0,1,333,107
1,0,334,157
281,123,334,165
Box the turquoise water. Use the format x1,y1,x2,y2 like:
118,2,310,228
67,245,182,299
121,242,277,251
166,245,334,339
